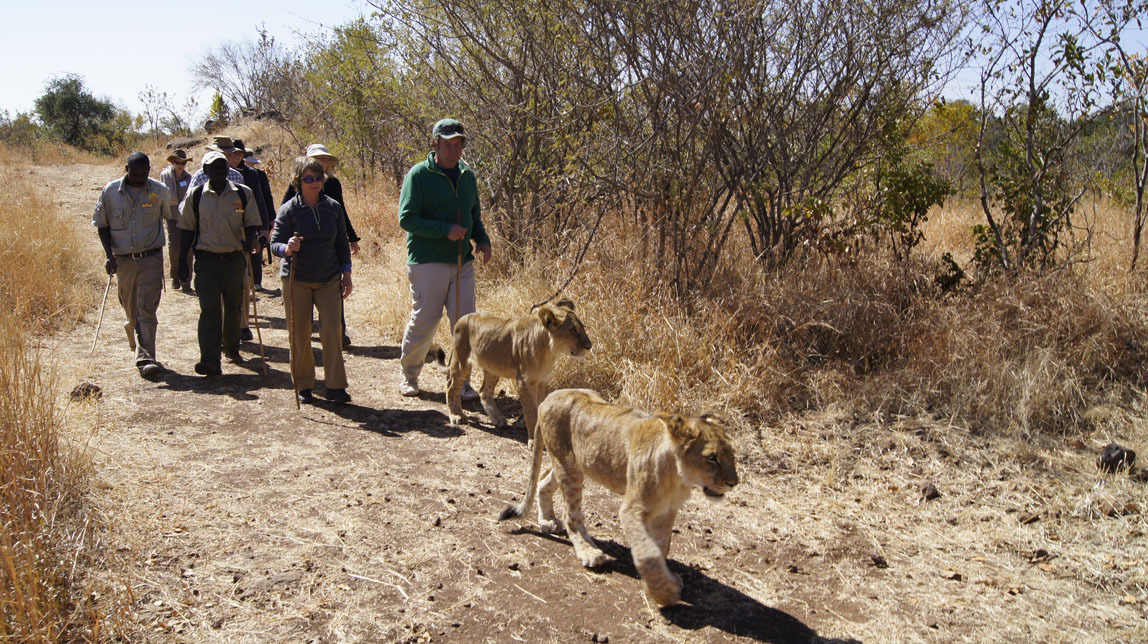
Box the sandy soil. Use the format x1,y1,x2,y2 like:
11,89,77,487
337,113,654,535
32,160,1148,644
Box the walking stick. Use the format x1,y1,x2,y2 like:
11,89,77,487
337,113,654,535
248,254,268,376
455,209,462,328
286,252,300,410
90,274,113,356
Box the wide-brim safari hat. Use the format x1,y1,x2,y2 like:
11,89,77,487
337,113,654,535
167,149,193,164
206,135,237,154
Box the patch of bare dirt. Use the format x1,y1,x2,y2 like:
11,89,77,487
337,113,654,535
37,159,1148,643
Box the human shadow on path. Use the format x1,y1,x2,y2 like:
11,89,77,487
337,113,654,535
153,359,292,401
342,343,401,360
316,400,464,439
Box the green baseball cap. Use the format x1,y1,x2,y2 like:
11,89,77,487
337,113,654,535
432,118,466,140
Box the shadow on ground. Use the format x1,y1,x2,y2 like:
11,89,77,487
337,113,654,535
312,402,465,439
508,532,863,644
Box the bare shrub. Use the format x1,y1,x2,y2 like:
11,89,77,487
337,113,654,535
449,215,1148,438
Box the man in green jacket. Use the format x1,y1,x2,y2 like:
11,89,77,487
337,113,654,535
397,118,492,397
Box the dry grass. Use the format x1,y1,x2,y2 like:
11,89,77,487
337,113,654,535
12,142,1148,642
298,179,1148,641
0,173,102,333
347,183,1148,441
0,141,108,167
0,309,101,643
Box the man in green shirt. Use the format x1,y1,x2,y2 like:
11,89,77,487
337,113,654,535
397,118,492,397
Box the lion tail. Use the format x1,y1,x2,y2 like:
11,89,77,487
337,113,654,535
424,346,448,372
498,414,547,522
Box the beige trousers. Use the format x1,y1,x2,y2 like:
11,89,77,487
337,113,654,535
115,252,163,365
283,275,347,391
399,261,476,381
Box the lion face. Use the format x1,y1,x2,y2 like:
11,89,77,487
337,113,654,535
539,301,593,358
666,413,739,500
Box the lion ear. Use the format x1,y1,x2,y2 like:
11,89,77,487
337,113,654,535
538,307,561,329
553,298,575,311
664,414,698,441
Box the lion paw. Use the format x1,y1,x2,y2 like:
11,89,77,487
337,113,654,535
448,413,467,427
538,518,564,534
577,548,609,568
648,577,683,606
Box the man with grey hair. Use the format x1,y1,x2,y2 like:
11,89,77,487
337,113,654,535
93,152,175,378
397,118,492,398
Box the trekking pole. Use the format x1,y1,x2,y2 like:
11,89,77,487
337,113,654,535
248,254,268,376
455,209,462,328
286,250,300,410
90,274,113,356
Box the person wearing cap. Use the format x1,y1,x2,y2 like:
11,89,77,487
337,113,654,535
271,156,354,404
92,152,175,378
281,143,360,347
160,149,194,293
397,118,492,397
184,135,258,341
176,151,262,377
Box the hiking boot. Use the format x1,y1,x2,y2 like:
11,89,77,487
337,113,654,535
138,361,162,378
399,376,419,397
240,328,254,342
194,362,222,377
181,283,194,294
297,389,314,404
342,334,352,348
171,278,181,290
324,388,351,404
461,382,480,401
225,349,244,364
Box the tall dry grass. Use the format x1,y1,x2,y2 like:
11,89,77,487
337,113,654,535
0,170,106,642
353,186,1148,439
0,174,102,333
0,141,108,167
0,310,100,643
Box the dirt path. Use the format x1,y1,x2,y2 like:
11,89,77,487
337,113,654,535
36,160,1148,644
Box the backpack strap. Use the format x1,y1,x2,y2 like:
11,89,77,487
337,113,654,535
191,181,249,238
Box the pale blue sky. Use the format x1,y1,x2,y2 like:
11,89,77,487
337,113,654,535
4,1,1146,123
1,0,372,120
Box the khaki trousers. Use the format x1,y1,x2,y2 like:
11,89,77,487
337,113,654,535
399,261,476,380
115,252,163,365
283,275,347,391
165,220,193,282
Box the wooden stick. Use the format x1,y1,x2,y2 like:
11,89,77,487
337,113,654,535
455,209,462,327
248,254,268,376
286,256,300,410
90,274,113,356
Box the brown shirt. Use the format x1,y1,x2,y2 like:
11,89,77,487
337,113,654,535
176,181,261,253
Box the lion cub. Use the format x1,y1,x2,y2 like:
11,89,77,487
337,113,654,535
446,298,591,440
499,388,739,606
